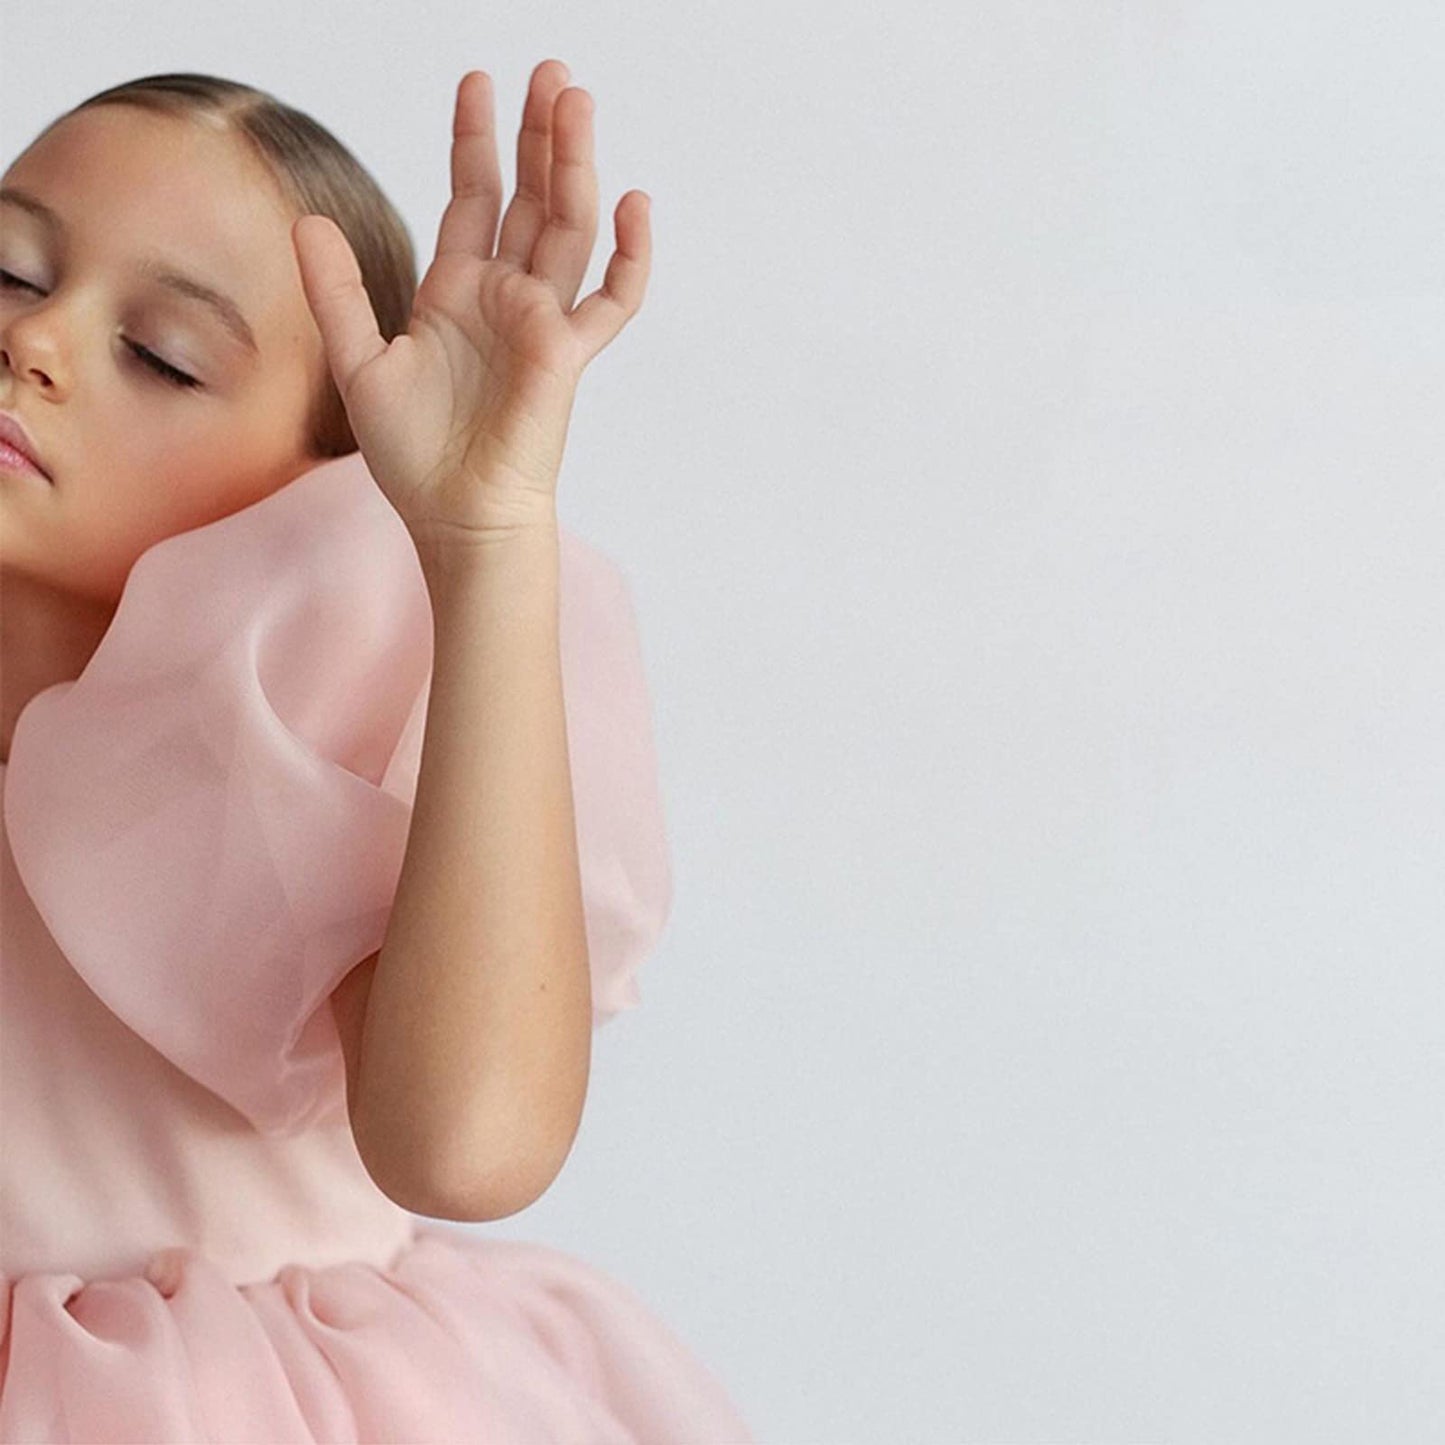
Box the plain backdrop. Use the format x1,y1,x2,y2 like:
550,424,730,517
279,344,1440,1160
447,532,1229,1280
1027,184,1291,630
5,2,1445,1441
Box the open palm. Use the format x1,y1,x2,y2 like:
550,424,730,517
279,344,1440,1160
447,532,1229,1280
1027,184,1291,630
291,60,650,550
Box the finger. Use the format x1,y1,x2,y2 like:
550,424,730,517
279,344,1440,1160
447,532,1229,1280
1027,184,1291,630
568,191,651,363
496,58,571,270
434,70,503,262
292,214,387,396
528,86,599,310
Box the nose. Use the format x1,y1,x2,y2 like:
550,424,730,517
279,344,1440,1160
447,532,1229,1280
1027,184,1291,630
0,324,61,392
2,269,78,383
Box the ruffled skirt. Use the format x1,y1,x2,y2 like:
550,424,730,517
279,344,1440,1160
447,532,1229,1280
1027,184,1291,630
0,1228,754,1443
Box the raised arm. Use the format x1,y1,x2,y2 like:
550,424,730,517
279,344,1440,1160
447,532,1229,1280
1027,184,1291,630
292,59,652,1219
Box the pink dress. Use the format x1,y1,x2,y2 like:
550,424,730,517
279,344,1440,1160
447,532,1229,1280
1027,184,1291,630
0,452,754,1444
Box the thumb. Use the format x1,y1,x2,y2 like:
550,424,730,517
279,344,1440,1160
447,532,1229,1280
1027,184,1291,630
291,215,387,398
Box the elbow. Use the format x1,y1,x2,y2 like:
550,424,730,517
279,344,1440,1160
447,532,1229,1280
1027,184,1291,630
419,1045,591,1221
353,1106,580,1224
357,1143,549,1223
416,1134,576,1223
348,1013,591,1222
431,1100,586,1221
417,1179,546,1224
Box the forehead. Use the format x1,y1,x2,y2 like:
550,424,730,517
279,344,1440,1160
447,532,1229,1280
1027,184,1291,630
3,105,304,329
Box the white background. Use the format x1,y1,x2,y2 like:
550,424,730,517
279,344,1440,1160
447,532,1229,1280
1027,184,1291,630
5,2,1444,1440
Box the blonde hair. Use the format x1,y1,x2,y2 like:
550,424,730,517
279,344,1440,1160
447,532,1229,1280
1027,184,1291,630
39,71,417,458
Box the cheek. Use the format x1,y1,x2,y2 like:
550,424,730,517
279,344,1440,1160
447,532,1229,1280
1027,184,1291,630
64,387,313,588
55,451,230,599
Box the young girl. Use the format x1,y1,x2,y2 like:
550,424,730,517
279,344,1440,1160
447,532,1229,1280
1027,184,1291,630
0,62,754,1443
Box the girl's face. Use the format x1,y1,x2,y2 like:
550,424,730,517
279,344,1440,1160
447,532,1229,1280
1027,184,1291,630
0,103,330,604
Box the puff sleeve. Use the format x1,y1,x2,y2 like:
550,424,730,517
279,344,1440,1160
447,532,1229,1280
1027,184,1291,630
3,451,672,1137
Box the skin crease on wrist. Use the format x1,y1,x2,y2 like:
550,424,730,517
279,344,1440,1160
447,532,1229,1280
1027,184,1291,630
0,103,335,765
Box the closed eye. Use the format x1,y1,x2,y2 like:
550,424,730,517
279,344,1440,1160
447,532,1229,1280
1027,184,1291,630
124,341,202,390
0,268,203,390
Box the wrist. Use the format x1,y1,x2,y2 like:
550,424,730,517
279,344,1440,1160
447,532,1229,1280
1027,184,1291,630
412,516,561,604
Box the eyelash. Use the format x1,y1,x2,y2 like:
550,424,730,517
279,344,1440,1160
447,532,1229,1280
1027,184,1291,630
0,268,203,390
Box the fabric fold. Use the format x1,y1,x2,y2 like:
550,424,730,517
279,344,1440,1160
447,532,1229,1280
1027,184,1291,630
0,1229,754,1443
3,451,673,1138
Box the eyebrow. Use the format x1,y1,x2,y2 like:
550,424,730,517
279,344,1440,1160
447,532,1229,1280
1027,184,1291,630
0,186,260,355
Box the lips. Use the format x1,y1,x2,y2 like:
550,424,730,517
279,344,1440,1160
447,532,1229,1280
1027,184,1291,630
0,410,50,479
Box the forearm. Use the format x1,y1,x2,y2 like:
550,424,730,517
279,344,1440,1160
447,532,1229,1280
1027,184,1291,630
351,517,592,1219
